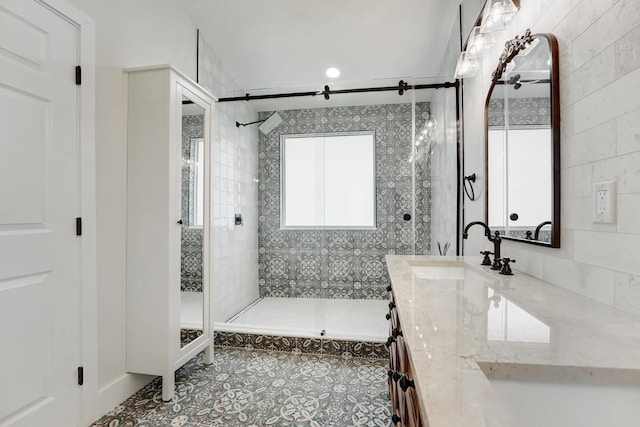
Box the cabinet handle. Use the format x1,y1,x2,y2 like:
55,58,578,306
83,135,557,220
385,313,391,320
392,328,403,339
399,374,416,392
177,219,183,225
389,301,396,310
385,336,395,348
386,285,392,292
392,414,402,425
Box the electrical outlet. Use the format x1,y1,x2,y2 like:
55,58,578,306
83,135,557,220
593,181,616,223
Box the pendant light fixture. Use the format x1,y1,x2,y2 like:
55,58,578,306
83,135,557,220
453,51,480,79
480,0,520,33
454,0,520,79
467,26,496,58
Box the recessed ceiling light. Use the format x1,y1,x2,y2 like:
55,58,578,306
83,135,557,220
325,67,340,78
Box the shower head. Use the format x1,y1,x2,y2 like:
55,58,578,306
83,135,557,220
258,112,282,135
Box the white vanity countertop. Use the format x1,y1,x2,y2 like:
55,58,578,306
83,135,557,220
385,255,640,427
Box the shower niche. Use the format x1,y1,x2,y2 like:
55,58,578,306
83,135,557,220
125,65,214,401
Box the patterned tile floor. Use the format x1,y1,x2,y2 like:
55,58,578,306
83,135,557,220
91,347,392,427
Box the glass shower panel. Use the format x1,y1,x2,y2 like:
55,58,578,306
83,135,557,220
413,86,436,256
251,91,329,337
426,79,459,256
315,101,328,339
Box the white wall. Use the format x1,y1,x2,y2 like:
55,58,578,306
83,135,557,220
62,0,256,419
462,0,640,317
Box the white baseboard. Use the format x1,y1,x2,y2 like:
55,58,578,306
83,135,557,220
94,373,155,420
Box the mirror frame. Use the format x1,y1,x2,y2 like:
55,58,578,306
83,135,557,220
484,29,561,248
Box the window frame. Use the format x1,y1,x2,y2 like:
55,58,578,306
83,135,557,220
191,136,205,228
279,131,377,230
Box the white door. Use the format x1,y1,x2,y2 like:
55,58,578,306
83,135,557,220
0,1,82,426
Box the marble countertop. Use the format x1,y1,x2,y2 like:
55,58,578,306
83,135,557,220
385,255,640,427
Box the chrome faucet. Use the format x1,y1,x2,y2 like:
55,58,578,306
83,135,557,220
462,221,503,271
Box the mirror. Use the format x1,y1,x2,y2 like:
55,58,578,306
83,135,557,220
180,94,205,347
485,30,560,247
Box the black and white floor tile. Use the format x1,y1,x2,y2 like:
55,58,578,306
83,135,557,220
91,347,392,427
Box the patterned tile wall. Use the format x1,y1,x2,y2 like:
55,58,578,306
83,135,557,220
257,103,431,300
181,115,204,292
214,331,388,359
181,227,203,292
488,97,551,127
506,228,552,243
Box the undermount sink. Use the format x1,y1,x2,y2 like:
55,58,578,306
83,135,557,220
479,363,640,427
407,259,491,281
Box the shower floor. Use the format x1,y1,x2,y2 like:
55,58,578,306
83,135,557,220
218,297,389,342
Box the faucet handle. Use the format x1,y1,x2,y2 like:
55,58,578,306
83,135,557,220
479,251,493,266
500,258,516,275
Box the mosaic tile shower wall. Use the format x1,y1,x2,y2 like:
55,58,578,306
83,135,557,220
258,103,431,299
181,114,204,292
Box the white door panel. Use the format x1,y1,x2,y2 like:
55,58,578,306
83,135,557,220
0,85,48,226
0,0,81,426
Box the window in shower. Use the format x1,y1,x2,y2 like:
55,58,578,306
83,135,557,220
281,132,376,229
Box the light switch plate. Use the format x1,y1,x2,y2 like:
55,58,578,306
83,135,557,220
593,181,616,223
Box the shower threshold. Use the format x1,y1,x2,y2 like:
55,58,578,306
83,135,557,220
215,297,389,343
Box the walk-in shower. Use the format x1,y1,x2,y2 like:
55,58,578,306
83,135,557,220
198,58,461,348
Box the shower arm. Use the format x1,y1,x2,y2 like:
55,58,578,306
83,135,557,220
235,118,266,128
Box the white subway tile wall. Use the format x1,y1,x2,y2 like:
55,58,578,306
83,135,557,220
198,35,260,322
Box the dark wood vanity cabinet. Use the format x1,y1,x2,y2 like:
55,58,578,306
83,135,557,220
386,291,423,426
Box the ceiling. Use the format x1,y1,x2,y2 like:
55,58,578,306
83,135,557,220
180,0,462,96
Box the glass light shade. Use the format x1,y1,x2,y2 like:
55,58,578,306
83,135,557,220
426,116,437,133
480,0,519,33
467,26,496,58
454,52,480,79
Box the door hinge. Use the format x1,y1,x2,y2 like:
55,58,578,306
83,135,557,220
77,366,84,386
75,65,81,85
76,217,82,236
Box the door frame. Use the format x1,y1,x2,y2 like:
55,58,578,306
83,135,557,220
35,0,97,424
